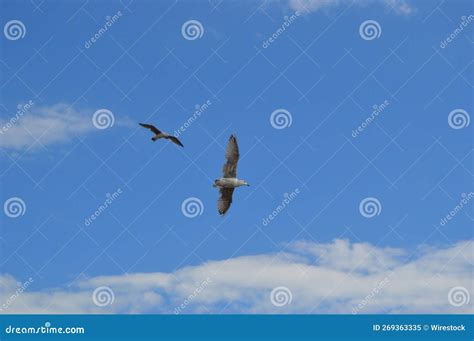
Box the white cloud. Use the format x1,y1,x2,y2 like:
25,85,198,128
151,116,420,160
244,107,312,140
288,0,414,15
0,103,126,151
0,239,472,314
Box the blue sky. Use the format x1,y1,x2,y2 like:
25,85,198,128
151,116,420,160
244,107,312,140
0,0,472,313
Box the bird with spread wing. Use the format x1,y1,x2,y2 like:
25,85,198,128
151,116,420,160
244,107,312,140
213,135,249,215
139,123,184,147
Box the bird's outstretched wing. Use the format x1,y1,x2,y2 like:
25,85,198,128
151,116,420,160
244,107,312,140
165,135,184,147
218,188,234,215
222,134,239,178
139,123,161,135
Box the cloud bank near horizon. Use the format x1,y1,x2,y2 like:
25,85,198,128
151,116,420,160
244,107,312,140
1,239,472,314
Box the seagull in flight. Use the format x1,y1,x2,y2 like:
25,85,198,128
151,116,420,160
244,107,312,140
139,123,183,147
213,134,249,215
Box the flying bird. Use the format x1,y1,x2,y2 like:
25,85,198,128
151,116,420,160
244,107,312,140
139,123,183,147
213,134,249,215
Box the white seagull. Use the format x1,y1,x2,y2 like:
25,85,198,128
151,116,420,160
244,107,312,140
139,123,184,147
213,134,249,215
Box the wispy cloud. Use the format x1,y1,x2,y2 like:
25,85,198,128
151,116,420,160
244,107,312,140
0,239,471,314
0,103,128,151
288,0,415,15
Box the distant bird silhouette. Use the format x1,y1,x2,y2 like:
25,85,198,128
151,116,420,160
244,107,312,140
213,134,249,215
139,123,183,147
